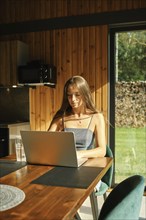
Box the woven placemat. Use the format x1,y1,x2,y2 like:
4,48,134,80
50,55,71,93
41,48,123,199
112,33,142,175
0,184,25,211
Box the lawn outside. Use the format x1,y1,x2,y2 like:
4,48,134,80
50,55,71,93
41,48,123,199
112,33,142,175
115,127,146,184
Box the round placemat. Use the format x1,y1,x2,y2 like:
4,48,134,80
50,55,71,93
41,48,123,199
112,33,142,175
0,184,25,211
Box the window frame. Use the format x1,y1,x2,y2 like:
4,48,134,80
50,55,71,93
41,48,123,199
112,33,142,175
108,23,146,186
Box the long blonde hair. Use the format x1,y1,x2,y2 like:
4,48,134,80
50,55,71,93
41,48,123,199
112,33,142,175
51,75,98,124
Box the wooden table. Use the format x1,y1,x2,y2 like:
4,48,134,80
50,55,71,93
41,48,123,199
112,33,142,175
0,155,113,220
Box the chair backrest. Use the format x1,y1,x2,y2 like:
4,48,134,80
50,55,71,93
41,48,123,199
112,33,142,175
98,175,145,220
101,145,114,187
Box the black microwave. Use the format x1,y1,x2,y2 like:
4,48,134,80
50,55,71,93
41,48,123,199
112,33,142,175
17,64,57,87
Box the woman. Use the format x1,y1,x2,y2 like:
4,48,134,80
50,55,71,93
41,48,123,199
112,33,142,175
48,75,106,159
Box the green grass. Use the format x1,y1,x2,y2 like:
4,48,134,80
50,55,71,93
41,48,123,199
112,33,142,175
115,127,146,183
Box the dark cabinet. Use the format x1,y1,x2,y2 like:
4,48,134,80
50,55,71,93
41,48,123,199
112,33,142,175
0,128,9,157
0,40,29,87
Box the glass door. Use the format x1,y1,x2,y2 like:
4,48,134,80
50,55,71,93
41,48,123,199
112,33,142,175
109,28,146,185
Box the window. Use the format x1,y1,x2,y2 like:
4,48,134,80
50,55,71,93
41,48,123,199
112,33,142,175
109,26,146,186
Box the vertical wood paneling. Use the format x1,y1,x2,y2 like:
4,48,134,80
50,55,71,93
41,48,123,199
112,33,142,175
61,30,67,76
0,42,4,83
101,25,108,136
83,27,89,82
127,0,133,9
50,0,57,17
95,0,102,12
72,28,78,75
101,0,109,11
89,27,96,102
80,0,89,14
40,32,46,61
70,0,78,16
40,0,47,19
40,86,46,131
66,28,72,77
120,0,128,9
54,29,65,111
29,88,36,130
78,28,83,75
0,0,146,23
45,87,52,130
45,31,51,62
35,87,41,131
10,41,16,85
34,32,41,60
95,26,102,111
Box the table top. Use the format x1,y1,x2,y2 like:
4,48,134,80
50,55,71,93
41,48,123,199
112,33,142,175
0,155,113,220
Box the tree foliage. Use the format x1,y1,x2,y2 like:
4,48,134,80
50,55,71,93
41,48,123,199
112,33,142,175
116,30,146,82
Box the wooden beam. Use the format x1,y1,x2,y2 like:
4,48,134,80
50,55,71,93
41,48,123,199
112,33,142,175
0,8,145,35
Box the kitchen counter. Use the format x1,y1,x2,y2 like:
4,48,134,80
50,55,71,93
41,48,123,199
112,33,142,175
8,122,30,127
0,122,30,128
0,122,30,155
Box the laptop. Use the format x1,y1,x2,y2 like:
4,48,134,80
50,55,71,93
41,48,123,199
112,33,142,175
20,130,88,167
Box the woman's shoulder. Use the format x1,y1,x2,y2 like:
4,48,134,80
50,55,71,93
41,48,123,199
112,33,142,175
49,116,63,131
92,112,104,121
53,116,63,125
85,110,104,120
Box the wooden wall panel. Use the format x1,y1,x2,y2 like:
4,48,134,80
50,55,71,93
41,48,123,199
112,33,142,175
83,27,89,81
101,26,108,129
66,28,72,76
29,88,35,129
0,0,146,23
89,27,96,102
95,26,102,111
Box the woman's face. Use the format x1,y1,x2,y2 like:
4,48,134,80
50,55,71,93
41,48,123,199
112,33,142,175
67,84,84,109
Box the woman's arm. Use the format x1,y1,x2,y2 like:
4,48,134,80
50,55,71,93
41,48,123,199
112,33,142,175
77,113,106,158
48,117,63,131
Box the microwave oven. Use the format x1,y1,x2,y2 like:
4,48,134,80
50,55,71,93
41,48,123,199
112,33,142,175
17,64,57,87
